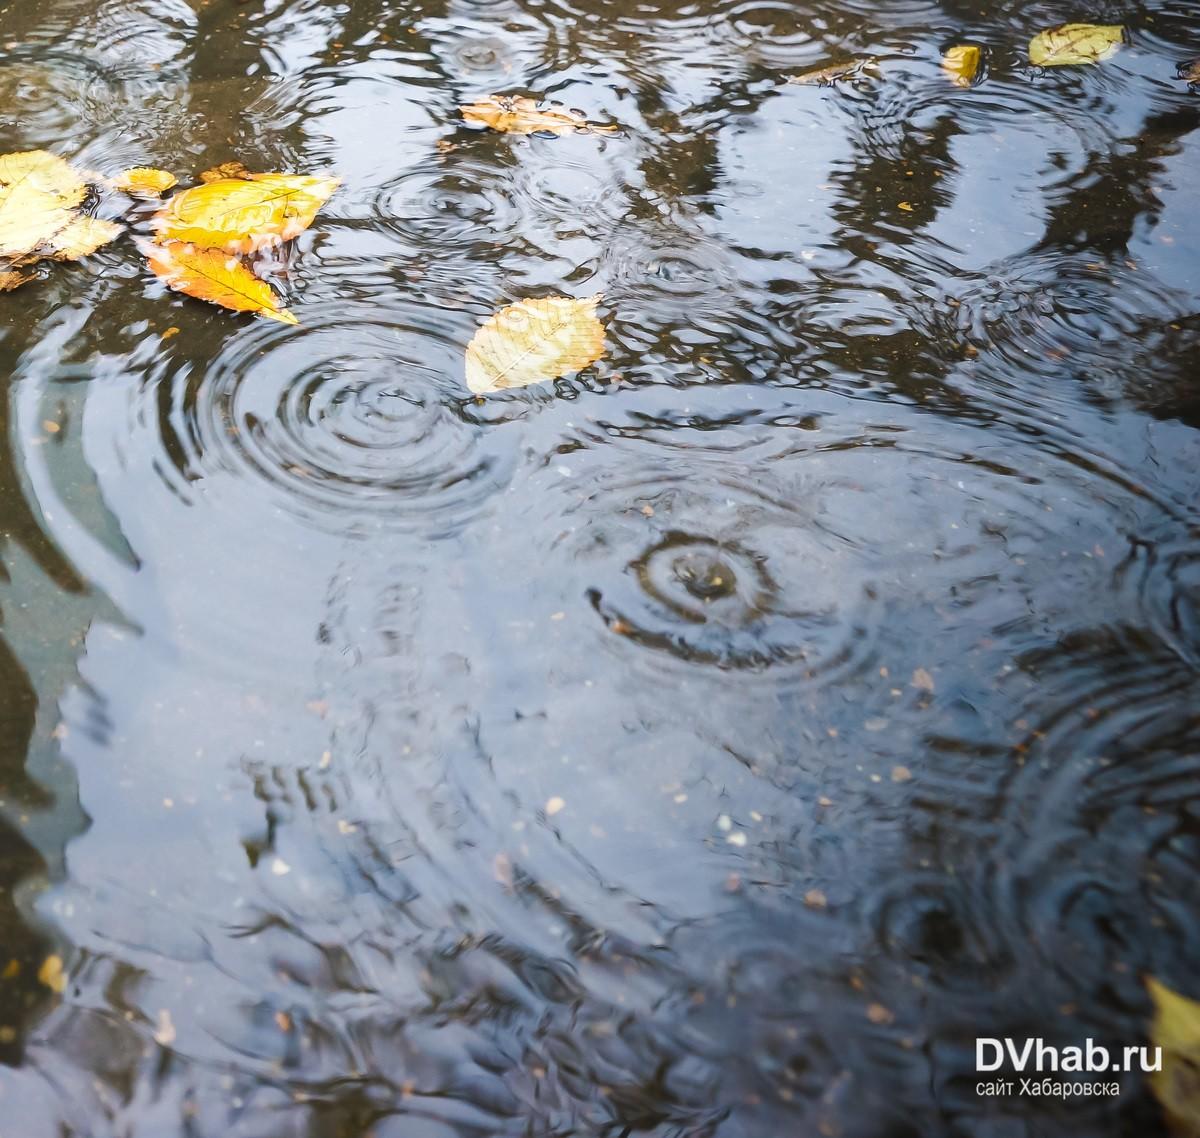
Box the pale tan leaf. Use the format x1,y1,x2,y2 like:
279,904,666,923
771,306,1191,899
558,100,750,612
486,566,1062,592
199,160,255,184
114,166,178,196
460,95,616,136
153,173,341,253
466,295,605,394
0,149,88,261
785,58,878,86
1148,977,1200,1136
144,241,298,325
47,215,122,261
942,44,982,87
1029,24,1124,67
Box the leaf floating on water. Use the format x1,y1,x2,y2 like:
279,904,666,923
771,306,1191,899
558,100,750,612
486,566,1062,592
0,269,32,292
1147,977,1200,1136
153,173,341,254
37,954,67,994
0,150,87,261
114,167,178,196
1178,59,1200,84
47,216,123,261
942,44,982,86
199,160,255,184
460,95,617,136
1029,24,1124,67
785,57,878,86
0,150,120,290
143,241,298,325
466,295,605,394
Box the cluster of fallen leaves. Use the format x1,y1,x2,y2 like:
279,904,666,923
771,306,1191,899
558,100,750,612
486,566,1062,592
3,30,1190,395
785,22,1136,88
0,149,339,325
145,165,340,325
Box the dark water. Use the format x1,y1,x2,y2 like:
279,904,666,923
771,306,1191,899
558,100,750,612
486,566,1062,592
1,0,1199,1134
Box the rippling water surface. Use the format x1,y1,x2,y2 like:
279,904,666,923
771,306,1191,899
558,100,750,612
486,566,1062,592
1,0,1199,1134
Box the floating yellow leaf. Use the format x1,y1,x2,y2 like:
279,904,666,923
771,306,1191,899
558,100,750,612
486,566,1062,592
47,215,123,261
0,150,88,261
1148,977,1200,1136
785,58,878,86
37,954,67,994
942,44,982,86
114,166,177,196
144,242,298,325
1178,59,1200,84
460,95,616,136
1029,24,1124,67
152,173,341,254
466,295,605,394
0,150,121,288
199,160,255,184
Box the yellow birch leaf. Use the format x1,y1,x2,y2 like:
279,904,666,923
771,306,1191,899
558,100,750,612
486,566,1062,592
199,160,255,184
114,167,178,196
152,174,341,253
1148,977,1200,1136
942,44,982,86
0,149,87,261
47,215,122,261
460,95,616,136
144,242,298,325
1029,24,1124,67
466,295,605,394
785,58,878,85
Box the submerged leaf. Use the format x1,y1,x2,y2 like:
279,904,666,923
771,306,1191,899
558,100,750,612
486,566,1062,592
466,295,605,394
460,95,616,136
114,167,177,196
144,242,298,325
785,57,878,85
152,173,341,253
1029,23,1124,67
942,44,982,86
199,160,255,184
1148,977,1200,1136
0,149,88,261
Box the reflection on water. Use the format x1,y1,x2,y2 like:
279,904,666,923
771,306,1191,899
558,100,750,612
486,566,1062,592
0,0,1198,1133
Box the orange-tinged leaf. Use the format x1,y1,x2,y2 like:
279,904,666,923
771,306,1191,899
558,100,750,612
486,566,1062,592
152,174,341,254
942,44,982,86
466,294,605,394
144,242,298,325
114,166,177,196
199,160,255,184
0,270,31,291
460,95,616,136
1029,23,1124,67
